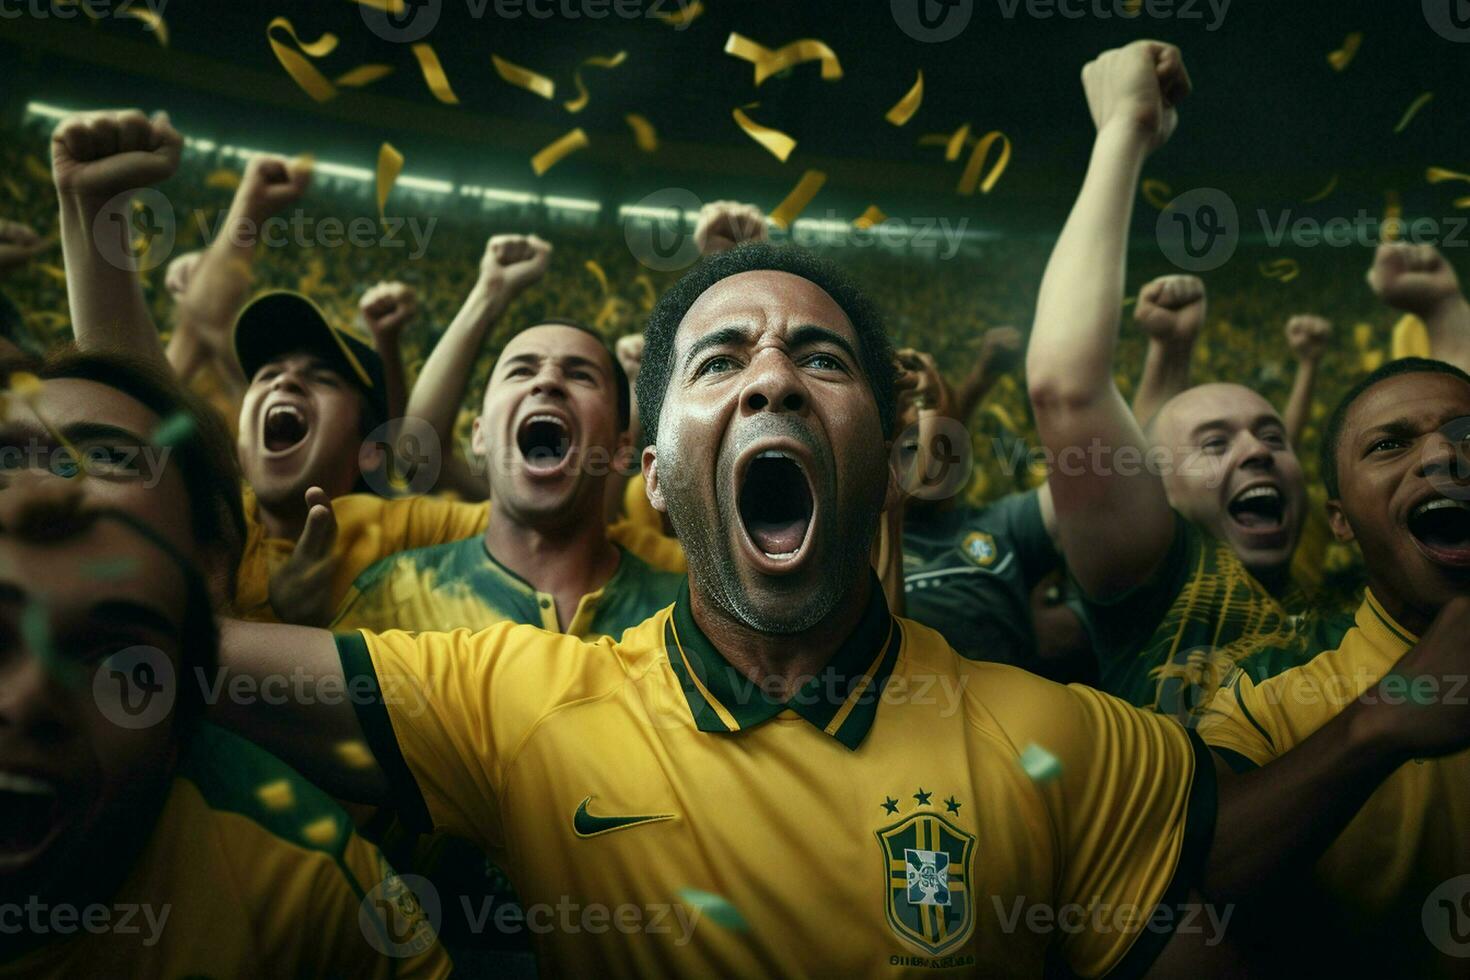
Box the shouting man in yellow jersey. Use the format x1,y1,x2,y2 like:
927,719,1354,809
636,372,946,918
211,45,1263,978
1199,356,1470,977
0,356,448,979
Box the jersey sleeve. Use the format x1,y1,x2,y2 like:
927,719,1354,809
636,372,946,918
991,681,1216,977
398,497,490,553
336,624,614,851
1198,653,1352,771
989,489,1060,588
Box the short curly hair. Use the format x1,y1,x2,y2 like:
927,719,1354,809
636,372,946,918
636,243,897,444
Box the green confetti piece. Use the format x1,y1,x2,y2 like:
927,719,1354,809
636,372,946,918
1019,743,1062,783
677,888,748,932
83,557,141,581
150,411,196,448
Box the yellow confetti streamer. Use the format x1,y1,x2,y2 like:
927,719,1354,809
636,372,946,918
1353,323,1373,350
632,274,657,311
1455,196,1470,209
724,33,843,86
1361,350,1385,373
564,51,628,114
1327,32,1362,72
1394,92,1434,134
885,70,924,127
122,6,167,45
1303,175,1338,203
335,64,394,88
1391,314,1431,360
350,0,405,12
585,259,610,295
957,130,1010,196
531,128,589,176
652,0,703,26
205,169,241,190
625,113,658,152
1427,167,1470,185
853,205,887,229
492,54,556,100
267,17,340,103
1259,258,1300,283
919,123,974,162
1141,179,1173,210
35,264,67,283
376,142,403,225
1383,190,1403,241
732,106,796,162
411,43,459,104
768,170,827,229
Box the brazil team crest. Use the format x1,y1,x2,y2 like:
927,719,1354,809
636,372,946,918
961,531,997,566
876,811,976,954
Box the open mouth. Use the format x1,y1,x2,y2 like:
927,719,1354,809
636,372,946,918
738,450,814,562
1408,497,1470,568
0,772,65,869
1227,485,1286,532
516,413,573,474
262,404,309,454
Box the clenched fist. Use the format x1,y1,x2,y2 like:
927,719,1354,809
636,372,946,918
480,234,551,298
51,109,182,202
615,333,645,381
1135,274,1206,344
1285,315,1332,363
235,155,313,224
694,201,768,256
164,250,204,300
1081,41,1192,152
1367,242,1463,318
359,281,419,343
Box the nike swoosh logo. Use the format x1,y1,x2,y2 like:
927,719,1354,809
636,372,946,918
573,796,676,838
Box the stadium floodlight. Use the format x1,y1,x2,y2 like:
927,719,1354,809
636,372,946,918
397,175,454,194
793,218,851,235
544,195,601,214
618,204,696,224
481,188,538,204
24,101,72,121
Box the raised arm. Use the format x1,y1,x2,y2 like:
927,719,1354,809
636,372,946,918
1282,314,1331,447
358,280,418,425
1367,242,1470,372
51,109,181,371
1130,274,1205,426
1025,41,1188,599
951,326,1022,425
213,617,389,803
406,234,550,467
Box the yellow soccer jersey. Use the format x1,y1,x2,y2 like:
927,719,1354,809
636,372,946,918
1199,591,1470,978
338,580,1214,978
233,485,489,622
607,518,686,574
0,725,449,980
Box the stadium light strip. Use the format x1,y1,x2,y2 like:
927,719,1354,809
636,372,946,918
543,195,600,213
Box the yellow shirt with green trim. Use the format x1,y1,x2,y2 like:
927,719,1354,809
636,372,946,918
233,485,489,622
1076,515,1352,716
337,578,1215,978
1199,591,1470,978
331,533,683,637
607,518,686,574
0,724,449,980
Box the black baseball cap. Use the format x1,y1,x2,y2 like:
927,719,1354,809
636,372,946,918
233,291,387,422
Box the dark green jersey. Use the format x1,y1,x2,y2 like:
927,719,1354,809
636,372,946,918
332,534,683,638
1075,515,1354,717
901,491,1062,665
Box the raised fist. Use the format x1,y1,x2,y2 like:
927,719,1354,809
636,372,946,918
51,109,182,201
1285,314,1332,363
0,221,50,273
694,200,768,256
359,281,419,342
481,234,551,298
979,325,1023,371
615,333,645,381
1135,274,1206,344
1367,242,1462,317
236,154,313,223
164,250,204,300
1081,41,1191,152
895,347,945,411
